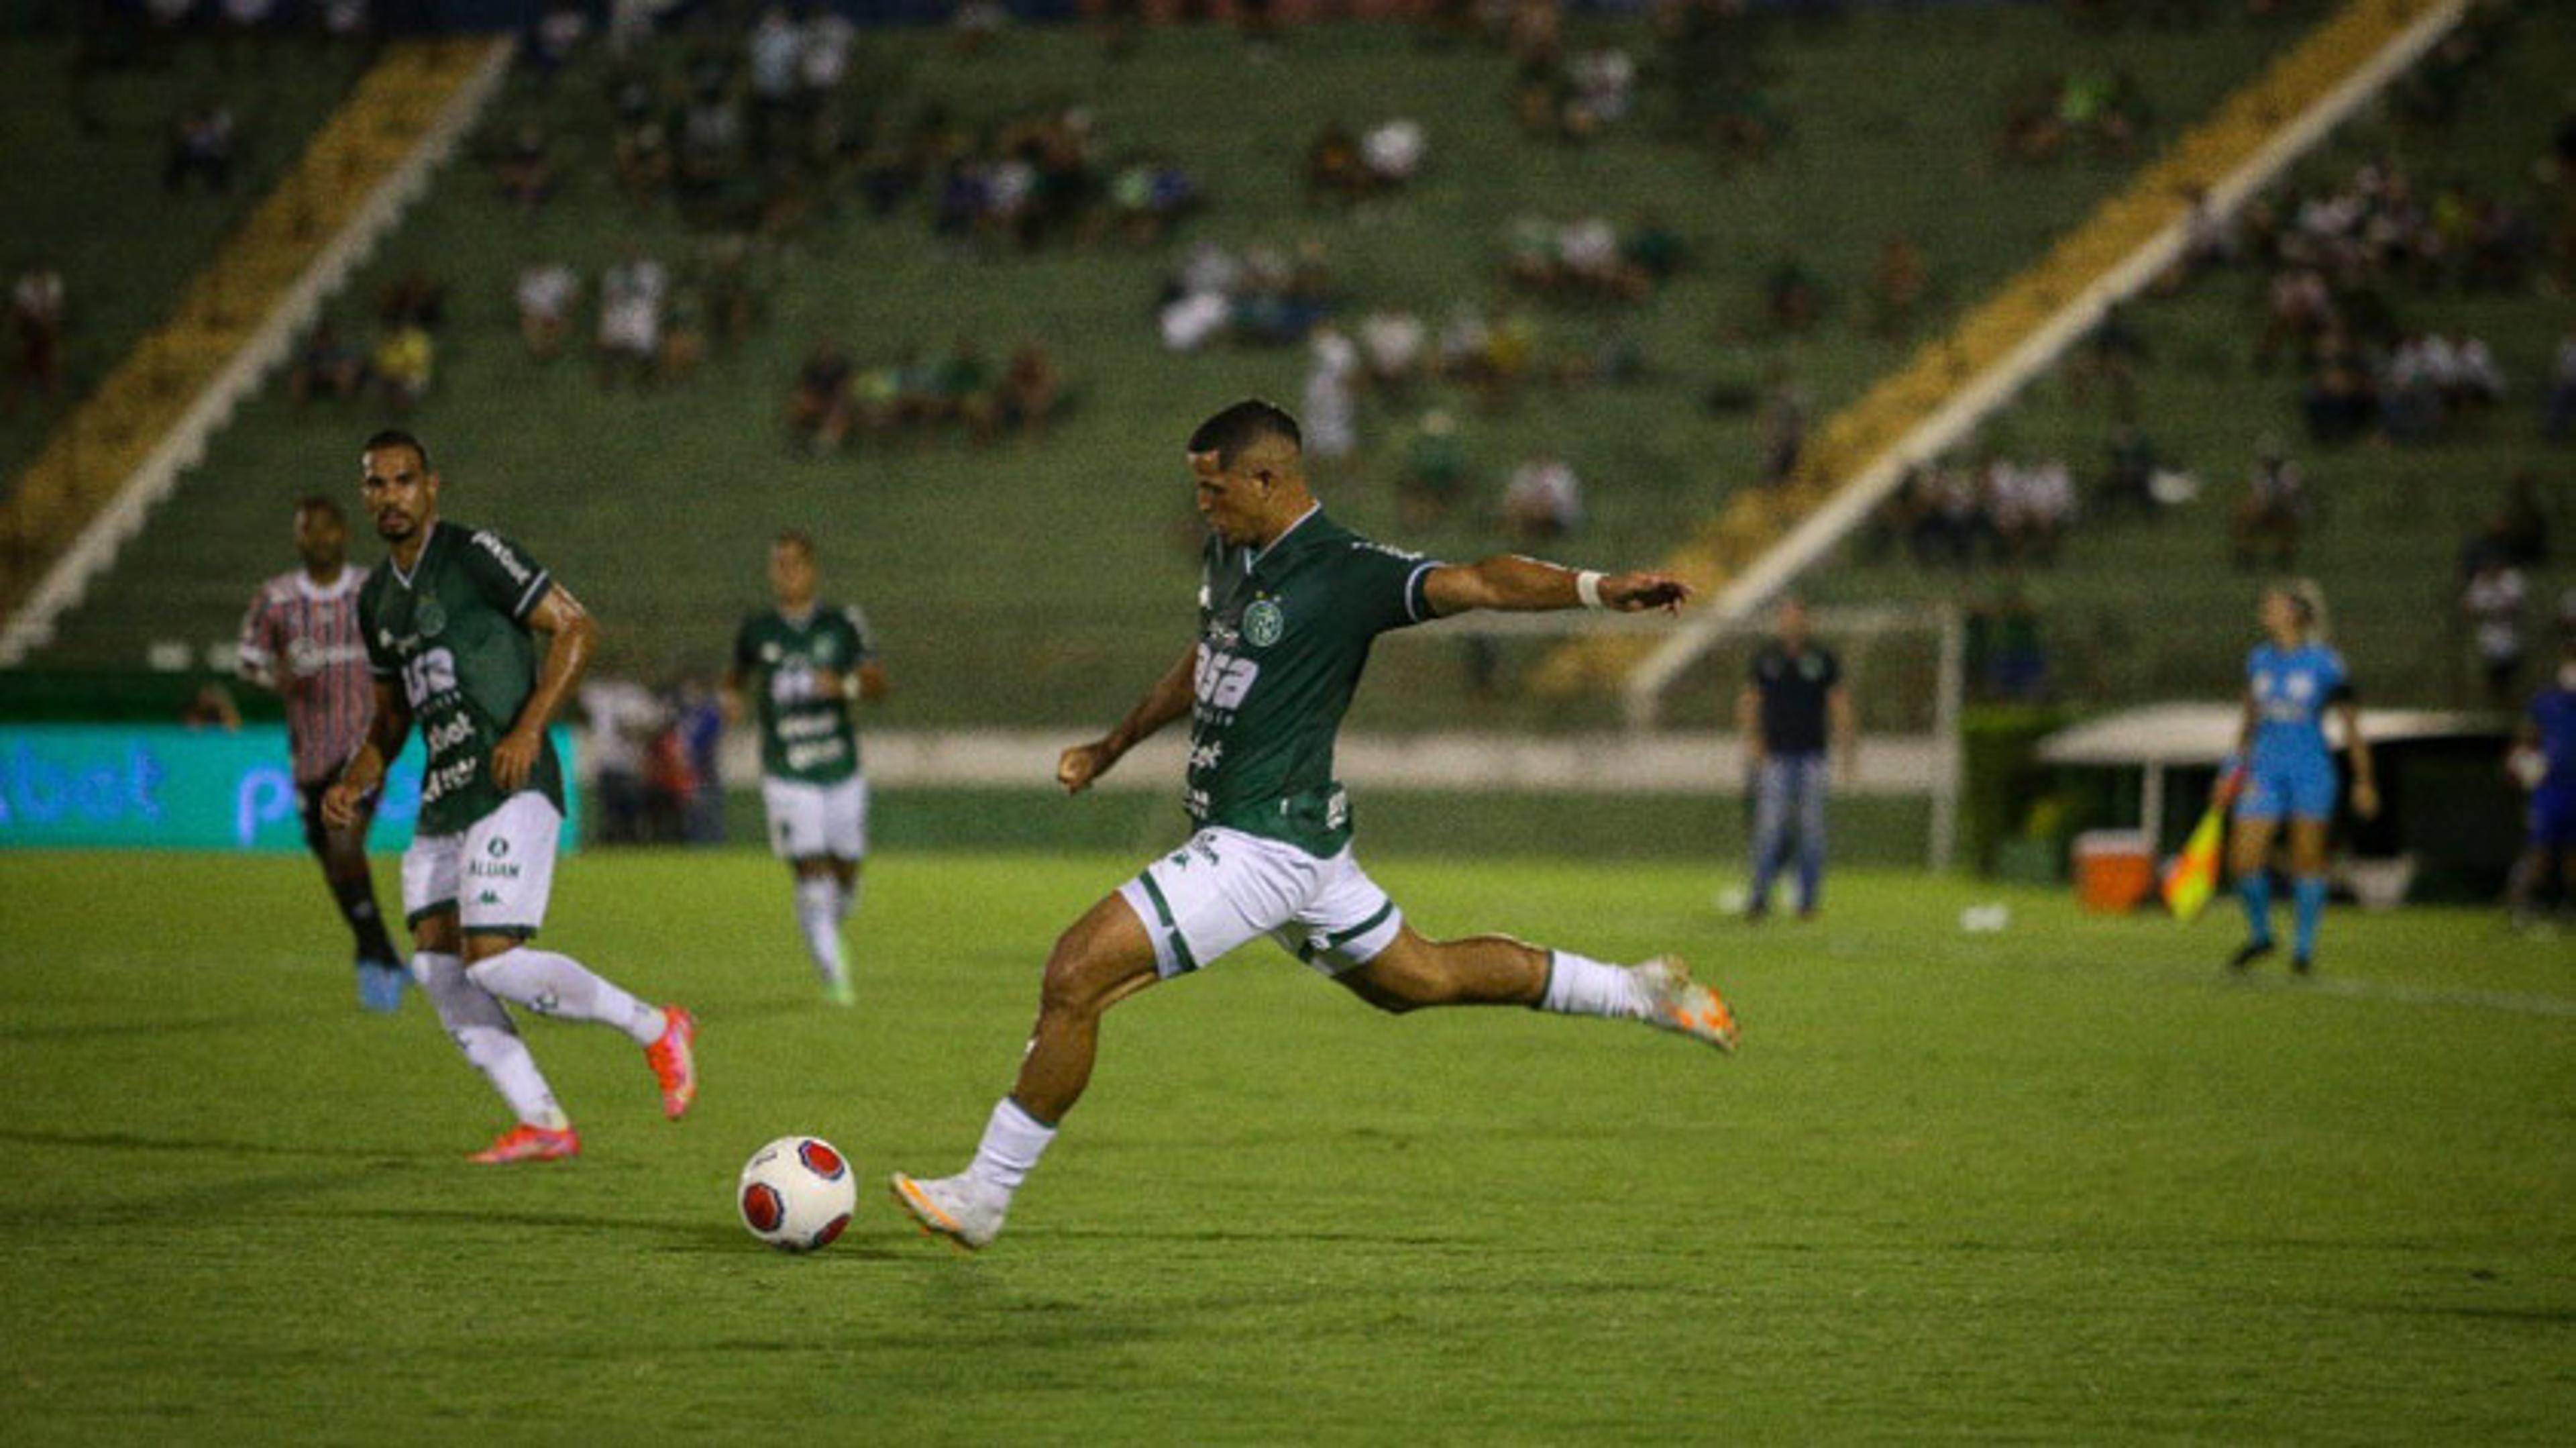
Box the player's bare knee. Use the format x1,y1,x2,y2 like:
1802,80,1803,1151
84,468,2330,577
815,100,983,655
1037,939,1112,1021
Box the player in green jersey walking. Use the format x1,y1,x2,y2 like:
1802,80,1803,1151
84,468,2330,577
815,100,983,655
894,399,1737,1250
725,532,889,1004
324,430,698,1163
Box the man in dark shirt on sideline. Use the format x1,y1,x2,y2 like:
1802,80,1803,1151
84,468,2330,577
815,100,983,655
1736,596,1855,920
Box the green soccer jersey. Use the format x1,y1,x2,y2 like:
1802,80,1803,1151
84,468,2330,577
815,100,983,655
733,603,874,784
1187,507,1439,856
358,521,566,836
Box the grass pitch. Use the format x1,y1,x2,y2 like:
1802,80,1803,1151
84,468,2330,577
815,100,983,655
1,847,2571,1441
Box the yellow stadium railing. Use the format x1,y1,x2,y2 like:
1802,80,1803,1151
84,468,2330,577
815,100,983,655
1527,0,2469,717
0,38,505,639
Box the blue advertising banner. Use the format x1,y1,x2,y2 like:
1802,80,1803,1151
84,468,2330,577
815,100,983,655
0,725,580,851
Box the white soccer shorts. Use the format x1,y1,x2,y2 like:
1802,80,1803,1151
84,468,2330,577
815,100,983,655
402,792,563,937
761,774,869,861
1116,827,1405,980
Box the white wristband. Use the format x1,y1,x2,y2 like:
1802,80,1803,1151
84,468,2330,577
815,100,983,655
1574,570,1607,611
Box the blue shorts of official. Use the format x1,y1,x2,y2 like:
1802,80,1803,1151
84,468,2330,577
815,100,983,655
2239,756,2337,823
2532,785,2576,849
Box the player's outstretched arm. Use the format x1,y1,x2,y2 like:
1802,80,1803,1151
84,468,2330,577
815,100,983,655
1059,642,1198,794
1421,555,1692,617
493,584,597,793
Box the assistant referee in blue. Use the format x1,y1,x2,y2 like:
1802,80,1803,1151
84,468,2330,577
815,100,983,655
1737,596,1856,919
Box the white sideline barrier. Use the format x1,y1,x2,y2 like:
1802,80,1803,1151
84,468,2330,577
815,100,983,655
681,729,1952,799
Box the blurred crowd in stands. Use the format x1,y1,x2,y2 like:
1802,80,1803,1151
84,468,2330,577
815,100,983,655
288,268,444,411
1867,454,2082,572
786,334,1059,453
2455,472,2567,709
1998,64,2150,165
6,261,67,413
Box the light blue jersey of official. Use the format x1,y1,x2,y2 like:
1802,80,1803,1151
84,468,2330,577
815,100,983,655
2247,641,2349,770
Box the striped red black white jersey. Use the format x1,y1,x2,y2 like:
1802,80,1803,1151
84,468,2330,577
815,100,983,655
237,566,374,784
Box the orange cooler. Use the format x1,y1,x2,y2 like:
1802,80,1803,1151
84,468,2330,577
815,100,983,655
2072,831,2155,914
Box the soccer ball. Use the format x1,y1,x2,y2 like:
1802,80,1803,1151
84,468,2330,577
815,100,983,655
738,1136,857,1252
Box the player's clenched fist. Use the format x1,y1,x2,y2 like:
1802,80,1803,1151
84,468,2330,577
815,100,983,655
1057,740,1116,794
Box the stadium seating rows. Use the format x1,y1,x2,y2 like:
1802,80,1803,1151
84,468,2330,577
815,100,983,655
1823,0,2573,711
20,7,2410,733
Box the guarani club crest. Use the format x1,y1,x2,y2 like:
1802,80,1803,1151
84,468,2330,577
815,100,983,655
1243,599,1285,648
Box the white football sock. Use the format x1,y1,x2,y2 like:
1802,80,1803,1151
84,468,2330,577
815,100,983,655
468,946,666,1046
1536,950,1652,1021
966,1097,1057,1201
794,876,848,987
411,951,568,1129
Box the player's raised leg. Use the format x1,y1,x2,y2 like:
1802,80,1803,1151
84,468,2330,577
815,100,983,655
1340,925,1739,1051
891,890,1161,1251
462,933,696,1119
441,795,696,1119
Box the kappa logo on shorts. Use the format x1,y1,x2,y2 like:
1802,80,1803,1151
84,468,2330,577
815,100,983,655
1244,599,1285,649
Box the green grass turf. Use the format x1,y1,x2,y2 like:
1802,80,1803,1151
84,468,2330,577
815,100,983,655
2,847,2571,1441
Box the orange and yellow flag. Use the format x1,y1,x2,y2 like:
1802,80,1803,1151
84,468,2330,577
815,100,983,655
2161,766,2245,923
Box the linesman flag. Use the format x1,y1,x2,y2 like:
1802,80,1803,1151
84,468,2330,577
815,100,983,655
2161,764,2245,923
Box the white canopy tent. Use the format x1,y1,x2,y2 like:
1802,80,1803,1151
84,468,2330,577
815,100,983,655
2038,703,2498,853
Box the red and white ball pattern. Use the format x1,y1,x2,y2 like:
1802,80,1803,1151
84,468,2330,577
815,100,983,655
738,1135,857,1252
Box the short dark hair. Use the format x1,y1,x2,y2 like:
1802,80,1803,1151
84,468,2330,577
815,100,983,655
294,493,343,523
773,530,814,558
361,427,429,472
1187,399,1301,468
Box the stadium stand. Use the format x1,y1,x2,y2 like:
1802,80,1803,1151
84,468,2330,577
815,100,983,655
1822,0,2573,710
0,36,504,643
15,5,2321,739
0,32,370,488
1540,0,2483,716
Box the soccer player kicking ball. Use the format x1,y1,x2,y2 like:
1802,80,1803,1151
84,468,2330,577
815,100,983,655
892,400,1738,1251
324,430,697,1163
724,532,888,1005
